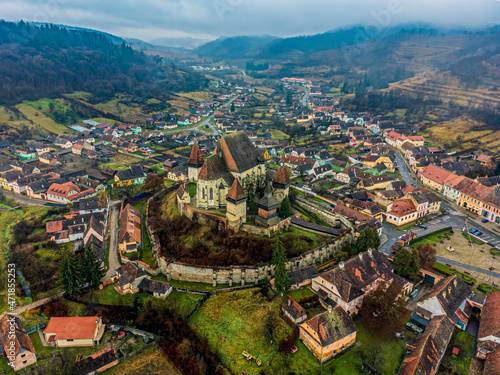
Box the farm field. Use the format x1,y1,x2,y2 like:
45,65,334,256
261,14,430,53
15,103,72,134
422,116,500,153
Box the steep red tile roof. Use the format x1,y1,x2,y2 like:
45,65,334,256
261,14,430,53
226,178,246,202
187,141,204,167
273,166,291,186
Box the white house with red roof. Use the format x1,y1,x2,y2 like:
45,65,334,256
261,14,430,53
46,182,80,203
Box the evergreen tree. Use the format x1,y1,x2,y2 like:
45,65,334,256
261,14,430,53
272,238,289,296
355,230,368,252
230,102,235,112
58,252,83,297
82,246,106,290
280,196,291,218
495,160,500,176
393,247,420,282
366,227,381,250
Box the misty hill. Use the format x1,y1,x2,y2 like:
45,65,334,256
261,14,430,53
257,28,500,105
150,36,211,50
194,35,279,60
0,20,206,105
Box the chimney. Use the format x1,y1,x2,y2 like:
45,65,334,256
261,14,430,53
288,299,291,306
339,261,345,269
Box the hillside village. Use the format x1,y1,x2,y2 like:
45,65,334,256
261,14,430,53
0,75,499,375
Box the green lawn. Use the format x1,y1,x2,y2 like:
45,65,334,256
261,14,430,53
187,182,197,197
433,263,477,286
189,289,293,375
287,288,315,302
461,232,484,245
410,228,453,247
438,330,475,374
153,276,229,291
190,288,410,375
82,284,137,306
166,291,204,318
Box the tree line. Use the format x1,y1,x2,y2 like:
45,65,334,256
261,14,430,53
0,21,207,105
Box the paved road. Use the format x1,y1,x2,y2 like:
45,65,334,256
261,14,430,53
163,95,239,137
1,190,66,207
381,211,500,276
103,201,121,280
392,147,417,186
301,88,309,107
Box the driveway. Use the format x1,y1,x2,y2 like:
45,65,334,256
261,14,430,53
103,201,121,280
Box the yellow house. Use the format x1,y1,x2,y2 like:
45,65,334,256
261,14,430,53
455,178,491,215
418,164,453,192
0,176,8,190
43,316,105,347
299,307,357,362
363,154,395,172
259,149,271,161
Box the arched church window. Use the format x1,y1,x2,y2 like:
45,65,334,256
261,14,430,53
209,187,214,200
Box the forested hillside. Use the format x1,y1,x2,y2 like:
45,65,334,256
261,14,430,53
0,21,206,105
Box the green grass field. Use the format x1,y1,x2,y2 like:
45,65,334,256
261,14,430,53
15,103,72,134
166,291,204,318
438,330,475,374
189,289,293,375
190,288,410,375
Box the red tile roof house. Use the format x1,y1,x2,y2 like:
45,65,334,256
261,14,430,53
412,275,472,331
112,262,172,299
397,315,455,375
385,199,417,226
385,130,401,147
312,250,413,315
46,182,80,203
476,292,500,365
43,316,105,348
0,314,37,371
281,296,308,324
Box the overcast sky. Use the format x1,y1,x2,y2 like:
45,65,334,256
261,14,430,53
1,0,499,42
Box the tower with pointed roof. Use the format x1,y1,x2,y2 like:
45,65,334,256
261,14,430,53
191,131,267,209
226,178,247,228
272,166,291,203
256,183,280,227
187,141,204,182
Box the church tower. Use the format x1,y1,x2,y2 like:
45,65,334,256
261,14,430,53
226,178,247,229
272,166,291,203
187,141,204,181
256,183,280,227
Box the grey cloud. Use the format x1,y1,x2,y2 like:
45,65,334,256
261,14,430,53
0,0,498,41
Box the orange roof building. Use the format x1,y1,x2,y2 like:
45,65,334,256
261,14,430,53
418,164,454,192
43,316,105,347
118,204,141,253
46,182,80,203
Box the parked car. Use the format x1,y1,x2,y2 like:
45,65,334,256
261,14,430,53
482,219,489,223
470,229,479,235
475,231,483,236
290,346,298,354
417,224,427,229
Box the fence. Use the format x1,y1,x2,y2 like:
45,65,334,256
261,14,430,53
186,294,209,320
25,323,46,335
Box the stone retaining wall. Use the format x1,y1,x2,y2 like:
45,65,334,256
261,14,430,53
147,189,355,286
